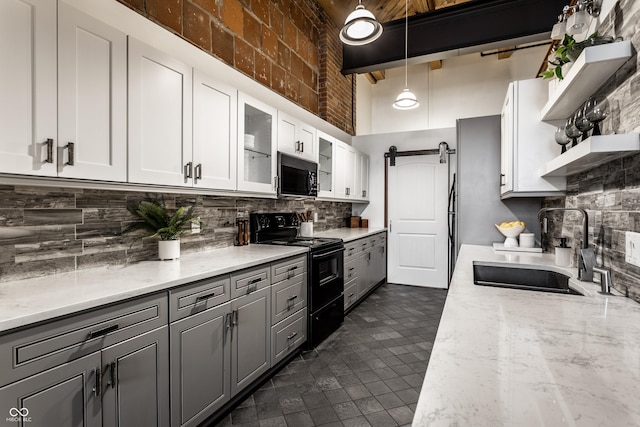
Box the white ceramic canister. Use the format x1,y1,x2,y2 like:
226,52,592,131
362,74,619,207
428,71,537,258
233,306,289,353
300,222,313,238
519,233,535,248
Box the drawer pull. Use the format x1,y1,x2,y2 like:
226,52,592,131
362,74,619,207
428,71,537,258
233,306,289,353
286,295,298,310
287,332,298,340
88,324,119,339
196,292,217,301
349,292,355,298
348,267,355,271
287,266,298,278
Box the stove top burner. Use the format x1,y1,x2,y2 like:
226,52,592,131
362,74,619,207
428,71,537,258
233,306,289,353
249,213,343,251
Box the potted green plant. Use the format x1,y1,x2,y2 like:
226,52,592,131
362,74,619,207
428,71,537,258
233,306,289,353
123,196,202,260
540,34,577,81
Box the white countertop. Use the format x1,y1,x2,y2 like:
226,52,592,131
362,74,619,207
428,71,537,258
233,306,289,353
0,245,307,333
413,244,640,426
315,227,386,242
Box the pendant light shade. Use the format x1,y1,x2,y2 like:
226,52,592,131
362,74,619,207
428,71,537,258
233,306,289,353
394,88,419,110
393,0,419,110
340,1,383,46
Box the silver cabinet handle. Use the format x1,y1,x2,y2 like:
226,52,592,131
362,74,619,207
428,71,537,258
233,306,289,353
500,173,505,186
274,176,279,191
65,142,75,166
300,141,304,152
185,161,193,179
45,138,54,163
93,367,101,396
195,163,202,181
107,361,116,389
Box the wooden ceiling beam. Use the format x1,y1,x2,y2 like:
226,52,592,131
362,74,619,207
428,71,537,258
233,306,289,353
429,60,442,70
363,70,386,84
497,47,515,59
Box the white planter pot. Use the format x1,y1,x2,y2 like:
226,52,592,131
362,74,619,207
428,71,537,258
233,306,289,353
158,239,180,260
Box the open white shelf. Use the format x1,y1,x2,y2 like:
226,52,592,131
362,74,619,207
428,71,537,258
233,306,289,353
540,133,640,177
541,41,633,121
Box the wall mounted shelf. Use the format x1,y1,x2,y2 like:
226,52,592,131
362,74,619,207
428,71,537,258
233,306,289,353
539,133,640,177
540,41,633,121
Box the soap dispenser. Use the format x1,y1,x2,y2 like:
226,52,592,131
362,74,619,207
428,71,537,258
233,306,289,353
555,238,571,267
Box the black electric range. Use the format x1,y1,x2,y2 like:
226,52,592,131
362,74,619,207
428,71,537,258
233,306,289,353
249,213,344,349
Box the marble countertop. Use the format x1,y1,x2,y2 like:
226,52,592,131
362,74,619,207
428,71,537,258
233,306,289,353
315,227,386,242
413,244,640,426
0,244,307,333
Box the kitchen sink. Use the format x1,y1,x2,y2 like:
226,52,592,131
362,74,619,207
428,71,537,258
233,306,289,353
472,262,582,295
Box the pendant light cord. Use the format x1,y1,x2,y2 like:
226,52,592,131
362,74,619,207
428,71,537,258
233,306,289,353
404,0,408,88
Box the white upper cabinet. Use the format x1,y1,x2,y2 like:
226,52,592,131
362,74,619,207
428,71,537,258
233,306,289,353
334,140,357,199
58,2,127,181
277,112,317,162
500,78,566,198
237,93,278,195
128,37,193,187
317,131,335,198
0,0,57,176
193,71,237,191
356,151,370,201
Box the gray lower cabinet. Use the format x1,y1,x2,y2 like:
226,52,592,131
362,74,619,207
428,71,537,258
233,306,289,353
344,232,387,313
0,294,169,427
101,326,169,427
170,302,231,427
0,351,102,427
231,287,271,396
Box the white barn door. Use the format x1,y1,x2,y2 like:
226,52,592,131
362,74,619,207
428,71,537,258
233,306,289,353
388,156,448,288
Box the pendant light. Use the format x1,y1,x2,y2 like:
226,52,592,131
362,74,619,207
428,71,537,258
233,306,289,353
393,0,419,110
340,0,383,46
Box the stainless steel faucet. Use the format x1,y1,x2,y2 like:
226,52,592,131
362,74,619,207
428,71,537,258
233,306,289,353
538,208,593,282
593,266,613,294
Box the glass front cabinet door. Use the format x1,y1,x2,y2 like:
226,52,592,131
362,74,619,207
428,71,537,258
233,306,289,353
237,92,278,194
317,131,335,198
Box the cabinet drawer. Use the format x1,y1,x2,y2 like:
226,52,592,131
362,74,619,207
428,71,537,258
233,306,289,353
345,258,358,282
369,233,386,247
344,241,360,261
344,279,358,311
0,293,167,386
358,238,372,251
271,274,307,325
271,255,307,285
170,275,230,322
230,265,270,299
271,308,306,366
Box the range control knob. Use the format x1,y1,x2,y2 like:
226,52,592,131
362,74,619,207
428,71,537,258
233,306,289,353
290,214,299,226
259,216,270,229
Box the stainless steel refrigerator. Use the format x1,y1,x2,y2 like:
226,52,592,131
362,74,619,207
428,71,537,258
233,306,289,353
450,116,542,273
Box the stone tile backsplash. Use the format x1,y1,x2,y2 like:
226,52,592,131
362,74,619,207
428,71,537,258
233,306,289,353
0,186,352,282
542,0,640,303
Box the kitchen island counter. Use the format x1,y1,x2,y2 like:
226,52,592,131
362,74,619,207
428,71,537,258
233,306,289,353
0,244,307,333
413,244,640,426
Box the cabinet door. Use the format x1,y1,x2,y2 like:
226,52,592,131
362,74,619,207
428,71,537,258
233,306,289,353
230,287,270,396
0,352,101,427
0,0,57,176
372,243,386,286
317,131,335,198
277,112,316,162
193,70,237,190
357,250,373,297
58,2,127,181
356,152,370,200
500,83,514,195
170,302,231,427
102,326,170,427
237,92,277,194
128,37,193,186
335,141,356,199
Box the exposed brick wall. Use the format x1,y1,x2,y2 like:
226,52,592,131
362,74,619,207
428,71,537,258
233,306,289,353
117,0,355,135
320,17,356,135
541,0,640,302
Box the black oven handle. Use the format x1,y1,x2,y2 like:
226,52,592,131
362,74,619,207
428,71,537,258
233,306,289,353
312,248,344,260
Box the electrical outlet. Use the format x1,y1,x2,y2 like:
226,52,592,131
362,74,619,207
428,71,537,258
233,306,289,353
626,231,640,267
191,217,201,234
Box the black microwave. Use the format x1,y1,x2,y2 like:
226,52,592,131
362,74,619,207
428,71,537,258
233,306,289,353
277,153,318,198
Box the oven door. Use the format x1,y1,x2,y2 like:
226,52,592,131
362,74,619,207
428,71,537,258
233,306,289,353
310,246,344,311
